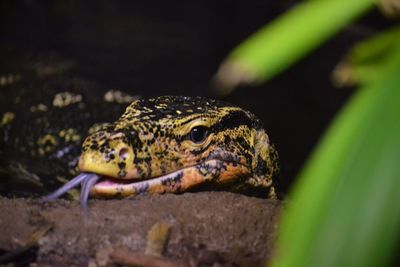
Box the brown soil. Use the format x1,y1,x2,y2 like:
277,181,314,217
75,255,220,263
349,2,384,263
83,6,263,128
0,192,282,267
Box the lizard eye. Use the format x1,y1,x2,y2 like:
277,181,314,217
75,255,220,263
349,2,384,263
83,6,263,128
189,126,209,144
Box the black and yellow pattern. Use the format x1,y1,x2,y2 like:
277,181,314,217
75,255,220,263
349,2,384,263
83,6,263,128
78,96,279,198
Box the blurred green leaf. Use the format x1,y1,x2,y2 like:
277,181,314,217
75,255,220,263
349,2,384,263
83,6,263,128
269,42,400,267
333,26,400,87
214,0,374,94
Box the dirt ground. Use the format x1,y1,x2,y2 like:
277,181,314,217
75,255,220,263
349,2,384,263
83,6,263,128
0,192,282,267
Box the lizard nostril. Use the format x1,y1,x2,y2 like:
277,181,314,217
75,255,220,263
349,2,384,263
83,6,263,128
119,148,129,161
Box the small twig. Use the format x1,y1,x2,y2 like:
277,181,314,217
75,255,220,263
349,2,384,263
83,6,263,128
110,250,189,267
145,222,171,257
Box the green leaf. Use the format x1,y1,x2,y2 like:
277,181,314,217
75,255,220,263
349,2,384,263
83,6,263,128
214,0,374,94
333,26,400,87
269,44,400,267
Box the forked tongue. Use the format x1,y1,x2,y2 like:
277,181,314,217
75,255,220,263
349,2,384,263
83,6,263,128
43,172,100,220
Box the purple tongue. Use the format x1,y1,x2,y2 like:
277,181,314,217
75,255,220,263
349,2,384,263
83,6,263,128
43,172,101,220
80,174,100,220
43,173,91,201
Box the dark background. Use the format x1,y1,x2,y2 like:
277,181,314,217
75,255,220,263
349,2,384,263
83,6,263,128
0,0,392,193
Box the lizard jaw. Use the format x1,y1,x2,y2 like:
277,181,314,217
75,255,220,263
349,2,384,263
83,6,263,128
43,159,250,218
44,159,250,200
91,159,251,197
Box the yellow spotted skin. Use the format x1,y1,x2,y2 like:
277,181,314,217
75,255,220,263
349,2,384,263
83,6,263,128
79,96,279,198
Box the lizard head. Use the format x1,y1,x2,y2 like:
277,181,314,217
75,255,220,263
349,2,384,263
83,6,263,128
46,96,278,203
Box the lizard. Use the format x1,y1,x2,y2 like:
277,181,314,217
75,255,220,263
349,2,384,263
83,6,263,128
45,96,279,211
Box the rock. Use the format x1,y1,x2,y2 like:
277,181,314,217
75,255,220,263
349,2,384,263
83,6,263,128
0,192,281,267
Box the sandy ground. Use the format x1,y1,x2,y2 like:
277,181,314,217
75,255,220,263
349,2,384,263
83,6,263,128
0,192,282,267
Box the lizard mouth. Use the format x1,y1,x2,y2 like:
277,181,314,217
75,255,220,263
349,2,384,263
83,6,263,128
44,159,250,215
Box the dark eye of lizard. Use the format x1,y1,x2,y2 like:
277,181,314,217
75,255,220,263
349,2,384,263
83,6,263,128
189,126,209,143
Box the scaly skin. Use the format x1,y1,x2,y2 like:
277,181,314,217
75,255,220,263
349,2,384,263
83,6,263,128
77,96,279,198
